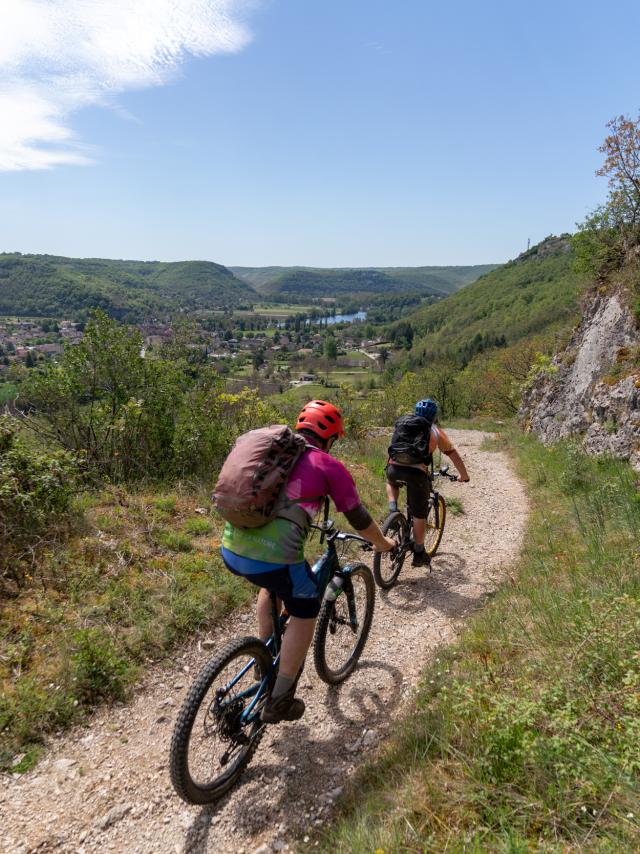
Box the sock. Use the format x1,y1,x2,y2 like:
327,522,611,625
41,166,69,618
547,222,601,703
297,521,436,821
388,500,398,512
271,674,295,700
414,543,425,553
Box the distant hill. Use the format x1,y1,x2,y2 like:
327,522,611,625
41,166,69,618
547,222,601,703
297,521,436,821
230,264,498,297
404,236,587,363
0,254,256,320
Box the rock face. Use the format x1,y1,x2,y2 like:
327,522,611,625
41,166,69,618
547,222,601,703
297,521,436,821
520,289,640,470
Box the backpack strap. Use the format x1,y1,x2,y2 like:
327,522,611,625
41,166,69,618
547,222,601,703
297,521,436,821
274,443,324,530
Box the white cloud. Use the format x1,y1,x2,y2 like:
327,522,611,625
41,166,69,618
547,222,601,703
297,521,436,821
0,0,254,171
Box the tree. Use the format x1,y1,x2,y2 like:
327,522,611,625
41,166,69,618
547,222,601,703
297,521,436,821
597,114,640,237
324,335,338,361
378,347,390,371
574,114,640,274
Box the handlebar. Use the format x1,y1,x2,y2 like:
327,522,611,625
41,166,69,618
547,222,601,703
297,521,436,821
434,465,458,482
310,521,372,550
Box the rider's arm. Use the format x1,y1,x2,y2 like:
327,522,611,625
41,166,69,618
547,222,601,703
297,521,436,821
343,505,392,551
323,458,394,551
447,449,470,482
435,427,470,482
344,511,395,552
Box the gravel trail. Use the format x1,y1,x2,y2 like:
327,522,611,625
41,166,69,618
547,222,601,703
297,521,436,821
1,430,528,854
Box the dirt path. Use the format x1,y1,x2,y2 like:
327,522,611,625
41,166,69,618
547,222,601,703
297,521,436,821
0,430,528,854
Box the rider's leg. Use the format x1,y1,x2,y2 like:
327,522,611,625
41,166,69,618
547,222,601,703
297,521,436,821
261,615,316,723
413,515,426,547
277,616,316,680
257,587,281,641
386,481,399,511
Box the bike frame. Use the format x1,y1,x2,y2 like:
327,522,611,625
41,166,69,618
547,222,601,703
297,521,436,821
398,463,451,548
220,525,366,728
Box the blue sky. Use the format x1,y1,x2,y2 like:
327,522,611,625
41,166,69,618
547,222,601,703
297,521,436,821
1,0,639,267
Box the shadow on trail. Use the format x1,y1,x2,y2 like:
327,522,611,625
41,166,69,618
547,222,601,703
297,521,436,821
322,659,404,728
379,551,491,619
183,660,405,850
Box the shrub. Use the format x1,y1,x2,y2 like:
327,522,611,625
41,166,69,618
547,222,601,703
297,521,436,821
19,312,278,484
0,418,78,592
70,628,131,703
183,517,213,536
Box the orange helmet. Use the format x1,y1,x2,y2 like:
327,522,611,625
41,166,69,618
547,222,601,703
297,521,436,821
295,399,345,440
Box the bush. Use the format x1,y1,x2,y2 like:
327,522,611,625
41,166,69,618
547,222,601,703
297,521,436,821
71,628,130,703
0,418,78,592
19,312,279,484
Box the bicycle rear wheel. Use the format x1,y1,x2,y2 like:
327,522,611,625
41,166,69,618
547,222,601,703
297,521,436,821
372,511,410,589
170,636,272,804
313,563,375,685
424,494,446,557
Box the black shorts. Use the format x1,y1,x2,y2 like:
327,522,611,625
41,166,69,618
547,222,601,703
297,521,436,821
221,551,321,619
386,463,431,519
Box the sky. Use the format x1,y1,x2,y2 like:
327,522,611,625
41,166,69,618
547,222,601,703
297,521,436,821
0,0,639,267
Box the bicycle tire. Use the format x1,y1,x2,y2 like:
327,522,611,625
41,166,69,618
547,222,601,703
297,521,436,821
170,636,272,805
425,494,446,557
372,511,410,590
313,563,375,685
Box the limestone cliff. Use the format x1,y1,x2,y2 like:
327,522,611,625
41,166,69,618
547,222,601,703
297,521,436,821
520,285,640,470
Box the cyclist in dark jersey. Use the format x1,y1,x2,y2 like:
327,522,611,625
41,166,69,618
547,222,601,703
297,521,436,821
222,400,395,724
386,398,469,567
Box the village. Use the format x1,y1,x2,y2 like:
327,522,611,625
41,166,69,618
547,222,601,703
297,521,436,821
0,312,391,401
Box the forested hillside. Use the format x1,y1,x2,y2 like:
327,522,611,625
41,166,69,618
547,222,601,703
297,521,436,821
231,263,497,297
0,254,256,320
404,236,586,365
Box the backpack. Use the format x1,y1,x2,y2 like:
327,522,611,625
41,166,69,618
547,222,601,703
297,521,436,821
213,425,309,529
388,414,433,466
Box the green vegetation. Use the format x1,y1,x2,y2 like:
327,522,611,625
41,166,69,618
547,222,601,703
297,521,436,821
318,434,640,853
0,419,77,593
0,383,17,404
20,311,278,482
405,237,584,366
0,422,389,772
0,485,252,771
231,264,497,297
0,254,257,320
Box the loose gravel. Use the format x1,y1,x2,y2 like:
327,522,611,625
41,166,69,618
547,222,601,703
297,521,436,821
0,430,528,854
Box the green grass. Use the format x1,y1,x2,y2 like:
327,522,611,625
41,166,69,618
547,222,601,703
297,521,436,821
316,432,640,853
445,496,464,516
183,517,213,536
0,487,250,771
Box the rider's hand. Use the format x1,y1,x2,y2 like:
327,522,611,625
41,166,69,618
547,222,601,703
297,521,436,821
375,535,396,553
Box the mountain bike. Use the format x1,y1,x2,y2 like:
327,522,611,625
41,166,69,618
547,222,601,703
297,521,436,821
169,519,375,805
373,464,458,590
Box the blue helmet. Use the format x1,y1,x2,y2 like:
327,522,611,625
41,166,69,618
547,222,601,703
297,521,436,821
414,398,438,421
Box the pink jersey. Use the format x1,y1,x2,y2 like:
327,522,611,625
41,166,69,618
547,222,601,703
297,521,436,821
285,446,362,517
222,445,363,563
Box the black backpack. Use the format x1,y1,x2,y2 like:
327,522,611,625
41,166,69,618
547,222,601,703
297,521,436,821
388,414,433,465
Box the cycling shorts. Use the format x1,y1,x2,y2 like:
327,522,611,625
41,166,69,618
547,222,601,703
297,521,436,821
221,547,321,619
386,463,431,519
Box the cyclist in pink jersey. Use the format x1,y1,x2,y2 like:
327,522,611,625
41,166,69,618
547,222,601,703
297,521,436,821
222,400,394,724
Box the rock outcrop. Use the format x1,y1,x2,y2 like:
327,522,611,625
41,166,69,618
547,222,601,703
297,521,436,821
520,287,640,470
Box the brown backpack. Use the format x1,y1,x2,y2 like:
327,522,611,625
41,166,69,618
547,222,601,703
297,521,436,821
213,425,310,528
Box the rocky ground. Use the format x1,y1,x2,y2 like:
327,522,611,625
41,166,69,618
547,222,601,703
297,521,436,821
0,430,528,854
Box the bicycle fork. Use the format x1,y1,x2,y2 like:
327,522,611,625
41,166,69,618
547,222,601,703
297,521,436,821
325,566,359,633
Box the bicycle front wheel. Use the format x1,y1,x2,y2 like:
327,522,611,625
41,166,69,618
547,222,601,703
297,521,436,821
424,494,446,557
373,511,409,589
313,563,375,685
170,636,272,805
